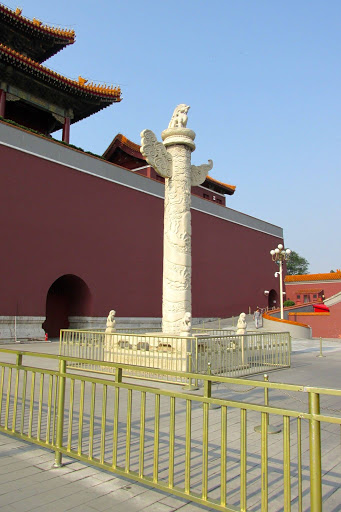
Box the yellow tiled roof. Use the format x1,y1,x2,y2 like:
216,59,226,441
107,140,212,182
0,4,75,42
285,271,341,282
296,289,322,293
0,43,122,100
205,175,236,192
117,134,141,152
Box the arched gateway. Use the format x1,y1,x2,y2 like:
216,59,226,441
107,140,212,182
43,275,92,337
268,289,278,309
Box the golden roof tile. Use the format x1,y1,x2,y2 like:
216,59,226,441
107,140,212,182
117,134,142,152
296,289,323,293
0,43,122,100
285,271,341,283
0,4,75,41
205,175,236,193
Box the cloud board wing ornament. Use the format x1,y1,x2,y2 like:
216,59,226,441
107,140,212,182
140,129,172,178
191,159,213,186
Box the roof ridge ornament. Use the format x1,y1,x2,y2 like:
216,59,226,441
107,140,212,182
1,4,76,40
0,43,122,100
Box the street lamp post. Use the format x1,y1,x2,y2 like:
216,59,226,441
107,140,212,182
270,244,291,320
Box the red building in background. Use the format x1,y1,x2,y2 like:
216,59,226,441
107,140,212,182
285,271,341,338
103,134,236,206
285,271,341,304
0,6,284,338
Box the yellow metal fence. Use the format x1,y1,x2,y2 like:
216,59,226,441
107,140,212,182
59,329,291,382
0,348,340,511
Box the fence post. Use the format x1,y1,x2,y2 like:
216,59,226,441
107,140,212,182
182,353,199,391
204,370,211,400
54,358,66,467
115,367,122,383
264,374,269,424
309,391,322,512
194,338,199,388
317,338,326,358
254,374,281,434
16,353,22,367
201,363,219,409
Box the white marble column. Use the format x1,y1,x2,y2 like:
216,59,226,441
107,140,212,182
160,128,195,334
141,105,213,335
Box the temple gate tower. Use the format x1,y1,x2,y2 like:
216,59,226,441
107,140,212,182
0,4,121,142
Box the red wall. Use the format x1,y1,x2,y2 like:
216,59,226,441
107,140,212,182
289,303,341,338
0,143,281,319
191,210,279,316
285,282,341,302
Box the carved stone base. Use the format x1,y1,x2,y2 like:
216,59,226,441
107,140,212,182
103,332,192,373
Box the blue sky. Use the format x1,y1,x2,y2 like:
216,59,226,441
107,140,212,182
8,0,341,273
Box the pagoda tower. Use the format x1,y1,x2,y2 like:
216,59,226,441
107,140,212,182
0,4,121,142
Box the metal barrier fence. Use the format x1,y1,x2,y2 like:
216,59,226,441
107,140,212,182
0,348,339,511
59,330,291,382
84,327,233,335
193,328,261,336
192,328,236,336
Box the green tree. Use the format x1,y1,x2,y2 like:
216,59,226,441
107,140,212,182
286,251,309,275
283,300,295,307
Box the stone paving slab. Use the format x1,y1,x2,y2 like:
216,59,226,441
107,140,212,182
0,434,208,512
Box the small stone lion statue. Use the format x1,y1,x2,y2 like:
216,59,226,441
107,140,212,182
236,312,247,335
180,312,192,336
168,104,190,129
236,312,248,365
106,310,116,332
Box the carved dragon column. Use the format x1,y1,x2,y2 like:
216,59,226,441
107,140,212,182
141,105,213,335
160,127,195,335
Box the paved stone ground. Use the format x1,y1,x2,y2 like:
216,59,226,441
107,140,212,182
0,335,341,511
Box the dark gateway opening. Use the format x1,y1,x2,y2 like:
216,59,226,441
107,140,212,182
43,274,92,338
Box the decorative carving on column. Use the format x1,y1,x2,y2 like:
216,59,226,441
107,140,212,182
191,160,213,186
141,105,213,335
